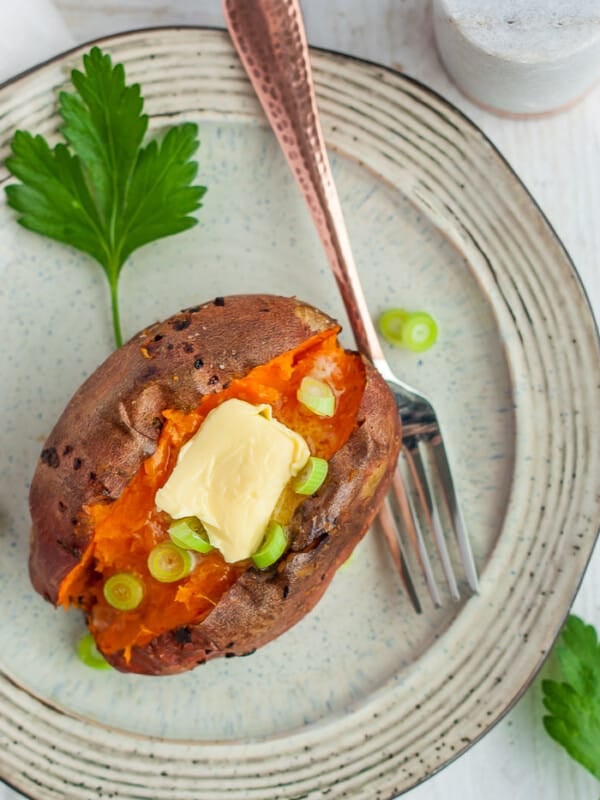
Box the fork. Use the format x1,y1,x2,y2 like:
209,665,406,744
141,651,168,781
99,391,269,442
223,0,479,610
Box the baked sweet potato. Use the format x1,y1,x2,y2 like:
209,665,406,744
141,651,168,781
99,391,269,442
29,294,401,675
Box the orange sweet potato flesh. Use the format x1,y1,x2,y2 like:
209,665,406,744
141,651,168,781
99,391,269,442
29,295,401,675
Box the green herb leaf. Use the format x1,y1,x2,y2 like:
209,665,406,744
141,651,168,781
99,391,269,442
4,46,206,347
542,614,600,780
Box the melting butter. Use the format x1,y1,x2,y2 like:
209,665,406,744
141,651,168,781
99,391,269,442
155,399,310,563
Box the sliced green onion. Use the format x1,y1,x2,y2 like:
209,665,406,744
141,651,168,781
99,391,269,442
293,457,329,495
168,517,213,553
252,521,288,569
148,542,194,582
297,376,335,417
401,312,438,352
76,632,112,670
378,308,410,346
378,308,438,352
103,572,144,611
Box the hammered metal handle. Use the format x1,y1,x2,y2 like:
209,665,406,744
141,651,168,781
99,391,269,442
223,0,384,361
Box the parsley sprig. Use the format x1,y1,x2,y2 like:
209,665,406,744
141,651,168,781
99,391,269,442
4,46,206,347
542,614,600,780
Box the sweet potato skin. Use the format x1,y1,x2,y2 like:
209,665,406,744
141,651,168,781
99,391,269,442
29,294,401,674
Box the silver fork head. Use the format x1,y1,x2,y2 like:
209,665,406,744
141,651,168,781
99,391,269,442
374,361,479,609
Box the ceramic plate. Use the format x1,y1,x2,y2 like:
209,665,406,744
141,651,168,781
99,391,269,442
0,28,598,800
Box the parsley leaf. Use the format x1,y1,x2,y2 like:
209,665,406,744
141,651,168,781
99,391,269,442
542,614,600,780
4,46,206,347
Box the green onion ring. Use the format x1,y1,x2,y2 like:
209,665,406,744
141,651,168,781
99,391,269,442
76,632,112,670
168,517,213,553
148,542,195,583
378,308,438,352
294,457,329,495
103,572,144,611
297,376,336,417
252,521,288,569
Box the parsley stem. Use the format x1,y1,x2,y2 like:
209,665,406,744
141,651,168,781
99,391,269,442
109,276,123,348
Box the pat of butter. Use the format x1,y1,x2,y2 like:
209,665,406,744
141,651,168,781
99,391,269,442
155,399,310,563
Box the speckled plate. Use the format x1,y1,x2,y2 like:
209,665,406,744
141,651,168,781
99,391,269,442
0,27,598,800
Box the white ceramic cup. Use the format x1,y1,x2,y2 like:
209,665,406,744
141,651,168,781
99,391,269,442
432,0,600,116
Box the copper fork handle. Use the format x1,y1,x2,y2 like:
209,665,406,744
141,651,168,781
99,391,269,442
223,0,385,362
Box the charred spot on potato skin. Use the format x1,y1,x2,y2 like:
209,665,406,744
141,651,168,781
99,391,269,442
183,343,194,354
58,500,67,513
282,585,290,599
151,416,164,433
174,626,193,645
62,444,73,456
40,447,60,468
194,357,204,369
307,530,331,551
89,471,97,482
171,317,191,331
184,304,201,313
224,652,236,658
153,333,164,342
240,649,256,657
73,457,82,471
213,296,225,306
140,366,159,383
208,375,219,386
56,538,81,558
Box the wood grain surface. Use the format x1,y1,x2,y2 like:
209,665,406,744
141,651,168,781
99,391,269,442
2,1,599,798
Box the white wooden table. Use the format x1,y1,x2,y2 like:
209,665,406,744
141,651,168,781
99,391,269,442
1,1,599,798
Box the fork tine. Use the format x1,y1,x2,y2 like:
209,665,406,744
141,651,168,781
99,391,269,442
431,438,479,593
404,444,460,601
392,457,442,608
377,497,422,614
